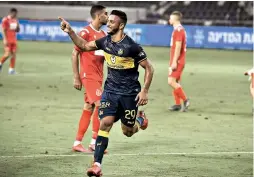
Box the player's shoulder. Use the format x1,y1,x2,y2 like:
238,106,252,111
124,36,144,54
2,16,8,22
122,35,141,49
125,35,142,46
124,35,136,44
79,26,90,37
174,25,185,32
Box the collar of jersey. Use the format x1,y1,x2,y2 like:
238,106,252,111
173,24,182,30
89,23,101,33
110,34,127,43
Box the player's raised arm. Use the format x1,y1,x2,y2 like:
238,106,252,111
58,17,97,51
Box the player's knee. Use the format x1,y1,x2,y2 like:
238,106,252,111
100,118,114,130
94,100,100,107
11,52,16,58
121,125,134,137
168,77,175,86
122,130,133,137
250,85,254,98
83,103,93,111
4,51,10,58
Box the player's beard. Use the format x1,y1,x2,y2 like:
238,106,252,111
107,28,118,35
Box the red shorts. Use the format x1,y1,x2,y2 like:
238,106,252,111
5,43,17,53
81,79,103,104
168,64,185,81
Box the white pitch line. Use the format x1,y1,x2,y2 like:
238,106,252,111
0,151,253,158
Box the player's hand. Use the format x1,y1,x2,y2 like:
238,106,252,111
135,88,148,107
16,22,20,32
171,61,177,70
168,67,173,75
58,17,73,33
3,39,7,46
73,77,82,91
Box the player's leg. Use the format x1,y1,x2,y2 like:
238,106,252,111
73,78,93,152
89,100,101,151
168,64,189,111
119,95,148,137
8,44,17,74
87,116,114,177
250,83,254,99
87,81,103,151
250,73,254,99
87,92,118,177
73,102,93,152
0,45,11,72
169,88,181,111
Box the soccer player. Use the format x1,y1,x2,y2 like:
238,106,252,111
59,10,154,177
244,68,254,99
168,11,190,112
0,8,20,74
72,5,108,153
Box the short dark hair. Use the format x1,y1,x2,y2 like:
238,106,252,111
90,5,106,19
10,8,18,13
171,11,182,21
111,10,127,26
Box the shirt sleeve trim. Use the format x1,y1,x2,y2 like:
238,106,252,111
138,58,147,63
94,40,98,49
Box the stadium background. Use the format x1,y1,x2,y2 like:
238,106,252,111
0,1,253,177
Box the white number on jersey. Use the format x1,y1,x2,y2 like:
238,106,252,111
10,22,17,30
94,50,104,56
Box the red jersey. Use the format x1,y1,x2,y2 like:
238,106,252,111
170,25,186,65
74,24,106,82
1,16,18,44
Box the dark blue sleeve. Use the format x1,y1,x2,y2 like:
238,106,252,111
131,44,147,63
95,36,107,50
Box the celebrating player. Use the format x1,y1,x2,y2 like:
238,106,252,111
0,8,20,74
244,68,254,99
71,5,108,153
168,11,190,112
59,10,154,177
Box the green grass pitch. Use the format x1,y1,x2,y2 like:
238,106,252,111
0,41,253,177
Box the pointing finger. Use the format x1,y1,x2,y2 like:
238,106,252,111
58,17,65,22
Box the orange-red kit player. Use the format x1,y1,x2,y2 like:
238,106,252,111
244,68,254,99
168,11,190,112
0,8,20,74
71,5,108,152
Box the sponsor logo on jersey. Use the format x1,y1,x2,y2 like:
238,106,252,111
96,89,102,96
118,48,123,55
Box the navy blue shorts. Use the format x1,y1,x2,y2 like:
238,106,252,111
99,91,138,127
